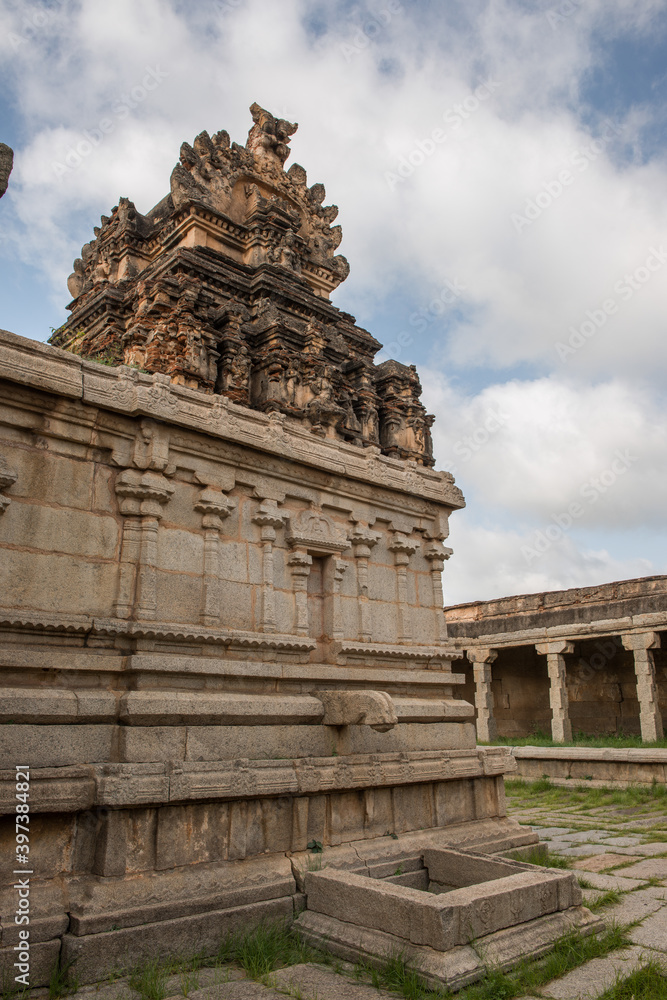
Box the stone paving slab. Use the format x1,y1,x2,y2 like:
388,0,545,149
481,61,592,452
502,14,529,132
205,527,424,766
558,844,615,857
574,871,646,891
600,836,643,847
602,888,666,924
608,858,667,879
628,907,667,952
271,964,394,998
607,843,667,857
540,945,651,999
571,853,635,872
557,830,612,843
167,983,282,999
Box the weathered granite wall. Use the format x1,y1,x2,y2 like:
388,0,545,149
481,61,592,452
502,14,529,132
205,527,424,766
0,104,542,987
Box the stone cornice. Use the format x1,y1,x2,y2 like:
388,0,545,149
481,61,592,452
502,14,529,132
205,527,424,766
0,329,464,509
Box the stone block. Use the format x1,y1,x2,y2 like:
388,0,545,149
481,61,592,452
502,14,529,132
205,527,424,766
435,779,476,827
155,803,228,869
120,727,187,763
423,848,517,888
0,503,118,559
68,855,295,935
0,812,75,882
157,527,203,573
0,725,114,767
0,938,61,989
121,691,324,725
392,784,435,834
61,897,293,984
185,725,333,762
0,549,116,616
7,448,90,508
329,791,366,846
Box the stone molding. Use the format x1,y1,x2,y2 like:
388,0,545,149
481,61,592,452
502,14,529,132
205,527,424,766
286,506,350,554
0,747,515,813
336,640,464,661
0,329,464,509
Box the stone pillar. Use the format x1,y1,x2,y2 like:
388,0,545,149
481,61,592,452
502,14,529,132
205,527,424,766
330,557,347,640
289,549,312,636
349,523,379,642
388,531,417,644
622,632,664,742
114,469,174,620
536,640,574,742
424,541,453,642
467,648,498,743
194,487,236,627
252,499,285,633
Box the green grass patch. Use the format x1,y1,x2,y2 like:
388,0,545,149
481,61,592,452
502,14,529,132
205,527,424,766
128,958,170,1000
587,888,623,911
505,776,667,812
215,920,322,979
597,959,667,999
352,924,630,1000
486,729,667,749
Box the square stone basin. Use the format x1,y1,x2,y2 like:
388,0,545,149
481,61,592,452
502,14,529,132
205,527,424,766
303,847,582,950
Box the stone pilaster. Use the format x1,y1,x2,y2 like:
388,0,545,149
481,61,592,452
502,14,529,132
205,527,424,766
467,648,498,743
424,541,453,642
388,531,418,644
349,523,379,642
114,469,174,620
330,557,347,640
0,456,17,515
535,640,574,742
194,487,236,627
622,632,664,742
252,499,285,633
289,549,313,636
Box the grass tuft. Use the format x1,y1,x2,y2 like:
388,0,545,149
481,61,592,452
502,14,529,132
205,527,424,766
48,958,78,999
353,924,630,1000
597,959,667,999
128,958,169,1000
216,920,322,978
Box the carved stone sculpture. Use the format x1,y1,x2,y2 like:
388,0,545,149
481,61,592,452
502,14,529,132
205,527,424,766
49,105,436,466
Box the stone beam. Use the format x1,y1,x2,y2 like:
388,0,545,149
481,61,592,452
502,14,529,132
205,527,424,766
621,631,664,743
467,648,498,743
535,641,574,743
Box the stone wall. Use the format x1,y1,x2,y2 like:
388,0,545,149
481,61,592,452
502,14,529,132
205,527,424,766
0,330,531,986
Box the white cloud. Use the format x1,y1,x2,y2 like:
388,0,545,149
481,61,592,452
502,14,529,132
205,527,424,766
2,0,666,602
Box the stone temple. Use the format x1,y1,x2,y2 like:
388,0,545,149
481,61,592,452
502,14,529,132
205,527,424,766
0,105,599,990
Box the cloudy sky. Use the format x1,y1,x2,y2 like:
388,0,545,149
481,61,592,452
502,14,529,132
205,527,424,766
1,0,666,605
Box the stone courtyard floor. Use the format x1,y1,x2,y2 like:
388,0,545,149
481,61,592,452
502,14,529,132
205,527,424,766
25,778,667,1000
